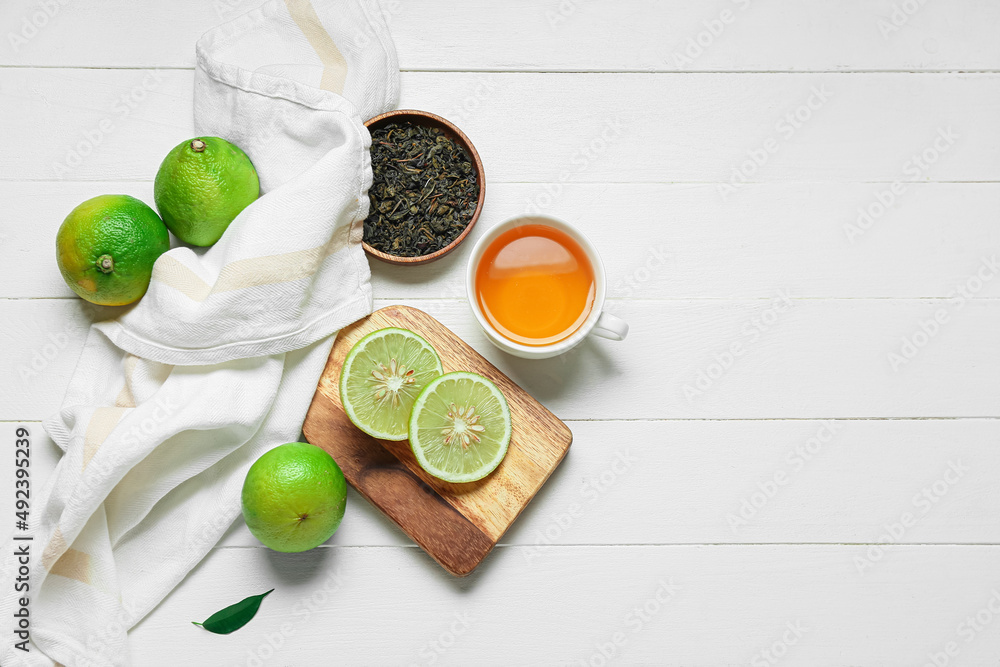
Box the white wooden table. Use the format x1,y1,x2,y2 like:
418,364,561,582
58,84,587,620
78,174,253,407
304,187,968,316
2,1,1000,664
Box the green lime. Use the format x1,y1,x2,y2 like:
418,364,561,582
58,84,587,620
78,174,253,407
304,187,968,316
339,327,444,441
241,442,347,553
154,136,259,246
408,372,511,484
55,194,170,306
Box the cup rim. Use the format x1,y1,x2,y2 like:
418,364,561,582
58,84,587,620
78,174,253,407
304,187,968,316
465,215,607,355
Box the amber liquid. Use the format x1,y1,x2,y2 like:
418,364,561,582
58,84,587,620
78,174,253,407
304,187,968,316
475,224,596,346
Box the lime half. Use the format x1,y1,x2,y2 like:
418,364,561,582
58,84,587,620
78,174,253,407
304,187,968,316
340,327,443,440
408,372,512,483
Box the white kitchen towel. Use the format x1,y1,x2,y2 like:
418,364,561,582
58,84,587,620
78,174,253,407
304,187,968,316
0,1,397,665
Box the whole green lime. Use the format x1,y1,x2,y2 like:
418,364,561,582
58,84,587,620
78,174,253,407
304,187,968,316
241,442,347,553
56,194,170,306
154,136,259,246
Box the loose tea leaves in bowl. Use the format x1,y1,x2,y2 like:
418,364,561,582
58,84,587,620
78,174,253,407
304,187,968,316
364,122,479,258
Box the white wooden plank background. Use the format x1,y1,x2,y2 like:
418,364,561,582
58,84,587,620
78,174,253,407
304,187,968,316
7,297,1000,421
6,181,1000,300
6,418,1000,548
3,69,998,183
2,0,998,71
2,0,999,665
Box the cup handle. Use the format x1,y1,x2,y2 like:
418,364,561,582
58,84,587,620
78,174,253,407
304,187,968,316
591,311,629,341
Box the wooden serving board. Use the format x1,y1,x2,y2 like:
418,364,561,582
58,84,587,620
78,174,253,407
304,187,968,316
302,305,573,576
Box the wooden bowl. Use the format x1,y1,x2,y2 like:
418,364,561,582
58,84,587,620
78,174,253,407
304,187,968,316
362,109,486,265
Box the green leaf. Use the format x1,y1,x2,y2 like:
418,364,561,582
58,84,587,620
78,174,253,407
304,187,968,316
192,589,274,635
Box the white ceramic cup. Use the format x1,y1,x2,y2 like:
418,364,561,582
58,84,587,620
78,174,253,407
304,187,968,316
465,215,629,359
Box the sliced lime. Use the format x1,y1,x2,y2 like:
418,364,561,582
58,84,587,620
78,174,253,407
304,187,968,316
340,327,443,441
408,372,512,483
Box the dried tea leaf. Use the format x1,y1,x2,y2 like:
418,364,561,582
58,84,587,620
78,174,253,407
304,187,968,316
364,122,478,257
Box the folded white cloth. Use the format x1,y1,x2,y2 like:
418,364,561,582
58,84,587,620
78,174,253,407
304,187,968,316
0,2,397,664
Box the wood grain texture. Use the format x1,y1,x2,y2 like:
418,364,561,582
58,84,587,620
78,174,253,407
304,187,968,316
5,181,999,300
128,544,1000,665
7,417,1000,549
303,305,572,575
3,2,1000,663
2,0,998,71
303,396,495,576
10,297,1000,422
3,68,999,183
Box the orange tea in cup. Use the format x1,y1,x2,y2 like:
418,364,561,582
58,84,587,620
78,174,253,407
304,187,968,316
474,224,596,346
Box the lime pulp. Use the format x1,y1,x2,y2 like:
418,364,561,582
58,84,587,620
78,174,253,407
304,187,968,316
408,371,511,483
339,327,443,441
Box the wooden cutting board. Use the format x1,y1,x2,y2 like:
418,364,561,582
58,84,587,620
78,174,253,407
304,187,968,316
302,305,573,576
